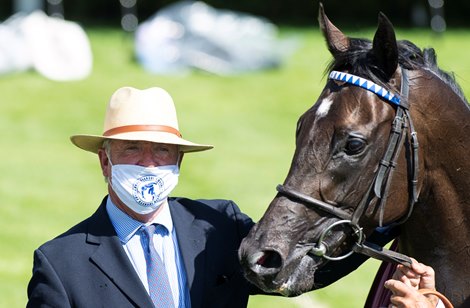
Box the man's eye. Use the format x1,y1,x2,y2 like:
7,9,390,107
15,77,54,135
123,146,139,152
155,146,169,153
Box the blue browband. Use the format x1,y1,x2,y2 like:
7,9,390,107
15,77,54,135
329,70,401,105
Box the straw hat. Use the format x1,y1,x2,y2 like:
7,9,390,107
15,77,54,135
70,86,213,153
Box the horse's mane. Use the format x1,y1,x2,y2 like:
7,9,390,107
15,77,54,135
326,38,468,104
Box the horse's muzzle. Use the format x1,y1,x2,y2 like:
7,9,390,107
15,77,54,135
238,247,284,291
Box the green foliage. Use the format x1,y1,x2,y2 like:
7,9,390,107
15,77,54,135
0,26,469,307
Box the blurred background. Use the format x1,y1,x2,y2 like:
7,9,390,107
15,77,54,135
1,0,469,307
3,0,470,27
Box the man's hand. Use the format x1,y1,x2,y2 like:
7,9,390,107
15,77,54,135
384,258,439,308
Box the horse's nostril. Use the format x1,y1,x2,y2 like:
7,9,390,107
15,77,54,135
242,249,283,276
256,250,282,269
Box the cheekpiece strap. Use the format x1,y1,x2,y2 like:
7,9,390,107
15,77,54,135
329,71,401,106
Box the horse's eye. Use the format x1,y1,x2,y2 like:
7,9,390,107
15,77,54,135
344,137,366,155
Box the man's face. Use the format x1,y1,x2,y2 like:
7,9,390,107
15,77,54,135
97,140,180,220
99,140,179,178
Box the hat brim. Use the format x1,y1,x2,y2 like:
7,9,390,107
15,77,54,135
71,131,213,154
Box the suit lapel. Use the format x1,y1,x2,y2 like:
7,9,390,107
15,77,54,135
170,199,208,308
86,200,154,308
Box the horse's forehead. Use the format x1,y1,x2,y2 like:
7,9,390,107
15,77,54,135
292,88,393,178
314,89,388,125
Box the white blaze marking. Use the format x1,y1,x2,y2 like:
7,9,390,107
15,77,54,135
316,96,334,118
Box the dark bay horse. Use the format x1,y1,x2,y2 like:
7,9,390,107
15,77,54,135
239,5,470,307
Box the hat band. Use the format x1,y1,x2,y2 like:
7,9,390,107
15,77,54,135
103,125,182,137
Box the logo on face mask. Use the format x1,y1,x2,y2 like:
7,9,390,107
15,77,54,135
132,175,164,207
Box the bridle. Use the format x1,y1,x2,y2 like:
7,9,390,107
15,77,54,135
276,68,419,267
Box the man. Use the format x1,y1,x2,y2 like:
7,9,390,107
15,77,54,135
26,85,402,308
27,86,256,307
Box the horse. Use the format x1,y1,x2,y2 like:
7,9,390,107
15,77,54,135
239,4,470,307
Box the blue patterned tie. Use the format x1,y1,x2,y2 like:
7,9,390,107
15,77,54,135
140,224,175,308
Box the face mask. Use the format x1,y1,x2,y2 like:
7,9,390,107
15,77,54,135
109,161,179,215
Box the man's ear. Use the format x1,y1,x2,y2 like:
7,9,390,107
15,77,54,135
178,152,184,169
98,148,110,178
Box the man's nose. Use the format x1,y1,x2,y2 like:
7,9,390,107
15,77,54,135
138,148,158,167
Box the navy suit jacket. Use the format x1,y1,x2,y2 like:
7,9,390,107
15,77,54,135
27,196,257,308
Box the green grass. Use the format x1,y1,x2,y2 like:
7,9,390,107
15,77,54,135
1,26,469,307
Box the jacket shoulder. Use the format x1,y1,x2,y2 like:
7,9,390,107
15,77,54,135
171,197,251,223
170,197,255,242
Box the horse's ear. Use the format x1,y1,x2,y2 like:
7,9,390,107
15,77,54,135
372,12,398,79
318,3,349,57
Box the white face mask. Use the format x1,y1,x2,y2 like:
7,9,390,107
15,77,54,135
109,161,179,215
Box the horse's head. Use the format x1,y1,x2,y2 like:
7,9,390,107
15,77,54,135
239,5,422,296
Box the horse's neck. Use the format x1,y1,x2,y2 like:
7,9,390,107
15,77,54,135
400,69,470,306
410,69,470,207
400,199,470,306
401,174,470,306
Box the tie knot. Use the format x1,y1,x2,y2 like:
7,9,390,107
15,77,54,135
141,224,168,239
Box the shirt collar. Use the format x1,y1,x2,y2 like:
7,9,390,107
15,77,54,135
106,197,174,244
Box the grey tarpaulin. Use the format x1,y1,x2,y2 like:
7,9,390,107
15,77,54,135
0,10,92,81
135,1,298,75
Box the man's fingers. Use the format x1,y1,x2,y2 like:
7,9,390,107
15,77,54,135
384,279,408,296
385,279,435,308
